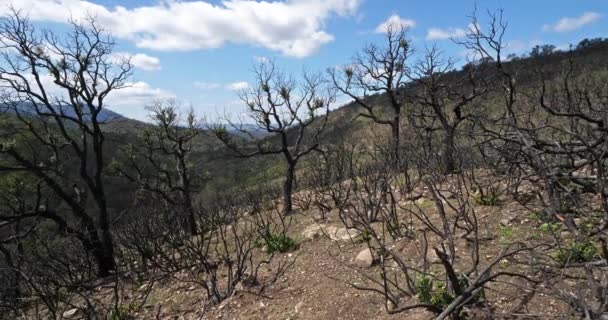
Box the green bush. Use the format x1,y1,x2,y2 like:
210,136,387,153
257,233,297,254
498,225,514,243
414,273,482,309
555,240,599,264
538,222,561,234
414,275,453,309
473,186,500,206
358,229,373,242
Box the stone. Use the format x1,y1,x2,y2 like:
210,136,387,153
302,224,361,241
62,308,79,319
354,248,374,268
415,197,427,205
294,301,304,313
302,224,323,240
327,226,361,241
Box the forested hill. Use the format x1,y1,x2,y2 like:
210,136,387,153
100,37,608,200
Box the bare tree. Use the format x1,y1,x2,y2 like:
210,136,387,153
458,9,608,318
0,10,132,277
116,99,203,235
329,23,411,164
408,46,488,174
210,61,334,214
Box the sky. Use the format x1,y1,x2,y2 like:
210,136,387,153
1,0,607,122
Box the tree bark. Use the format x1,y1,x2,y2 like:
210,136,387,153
283,162,296,215
177,156,198,235
391,114,401,167
92,231,116,277
444,127,456,174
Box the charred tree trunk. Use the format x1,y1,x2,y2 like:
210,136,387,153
177,157,198,236
443,127,457,174
92,235,116,278
283,161,296,215
391,114,401,167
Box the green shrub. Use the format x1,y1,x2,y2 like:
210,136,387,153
358,229,373,242
498,225,514,243
538,222,561,234
414,275,453,309
257,233,297,254
414,274,434,304
414,273,482,309
473,186,500,206
555,240,599,264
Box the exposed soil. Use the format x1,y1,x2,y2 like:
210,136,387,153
32,184,593,320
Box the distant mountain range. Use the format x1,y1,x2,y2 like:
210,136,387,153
1,102,126,123
2,101,271,139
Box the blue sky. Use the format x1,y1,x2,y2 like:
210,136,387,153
2,0,607,121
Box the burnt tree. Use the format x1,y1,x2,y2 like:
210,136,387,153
0,11,132,277
211,61,333,214
329,23,411,165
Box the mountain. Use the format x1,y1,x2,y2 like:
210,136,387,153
2,101,126,123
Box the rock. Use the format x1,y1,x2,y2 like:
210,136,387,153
302,224,323,240
327,226,361,241
294,301,304,313
62,308,79,319
354,248,373,268
302,224,360,241
415,197,427,205
500,218,511,226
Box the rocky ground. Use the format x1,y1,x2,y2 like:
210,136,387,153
52,188,591,320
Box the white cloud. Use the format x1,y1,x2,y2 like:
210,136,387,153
105,81,174,120
194,82,222,90
194,81,249,91
130,53,161,71
426,27,466,40
112,52,161,71
254,56,270,63
227,81,250,91
426,23,477,40
374,14,415,34
2,0,361,58
543,12,602,32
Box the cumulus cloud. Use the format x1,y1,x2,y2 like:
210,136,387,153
374,14,416,33
254,56,270,63
112,52,161,71
543,12,602,32
129,53,162,71
2,0,361,58
105,81,174,119
226,81,250,91
426,23,477,40
194,81,250,91
194,82,222,90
